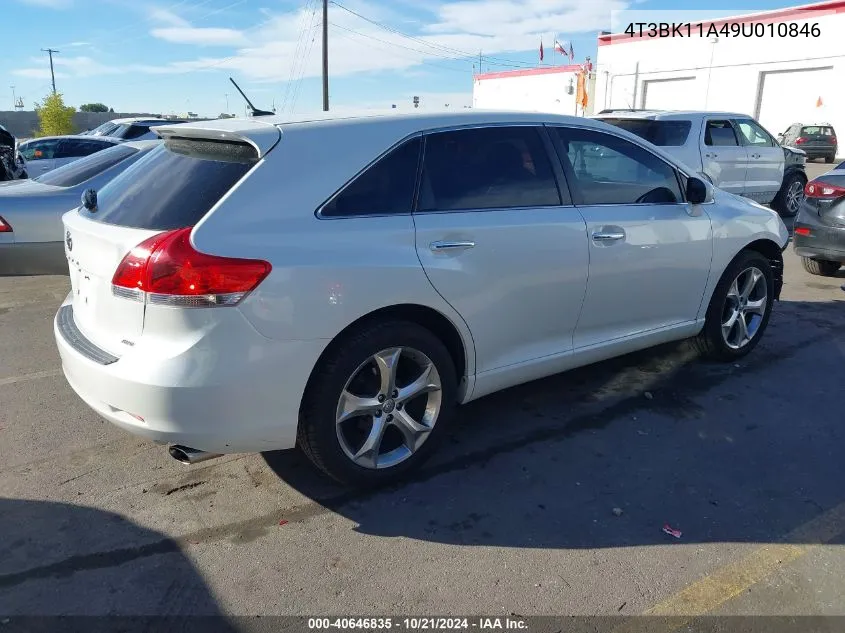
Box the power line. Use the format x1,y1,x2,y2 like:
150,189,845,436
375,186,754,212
328,0,537,69
290,3,322,112
282,0,317,112
329,23,473,74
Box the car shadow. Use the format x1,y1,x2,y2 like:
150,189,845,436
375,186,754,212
0,498,236,630
264,298,845,550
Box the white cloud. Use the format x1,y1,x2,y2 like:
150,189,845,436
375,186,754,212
16,0,72,7
150,27,247,46
12,68,67,79
144,0,626,83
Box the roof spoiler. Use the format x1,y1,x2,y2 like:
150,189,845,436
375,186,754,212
154,119,281,158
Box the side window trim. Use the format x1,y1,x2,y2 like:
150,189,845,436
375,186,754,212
548,124,689,207
315,132,424,220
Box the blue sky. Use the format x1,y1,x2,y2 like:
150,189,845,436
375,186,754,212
4,0,813,117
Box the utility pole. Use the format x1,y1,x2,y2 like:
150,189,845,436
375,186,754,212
322,0,329,111
41,48,60,94
10,86,15,110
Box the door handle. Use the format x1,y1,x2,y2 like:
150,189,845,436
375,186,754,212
429,240,476,252
751,153,761,159
705,153,718,159
592,231,625,242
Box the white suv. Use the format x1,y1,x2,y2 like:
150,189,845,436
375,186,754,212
55,111,788,486
595,110,808,216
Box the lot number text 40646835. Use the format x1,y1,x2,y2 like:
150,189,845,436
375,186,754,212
624,22,821,38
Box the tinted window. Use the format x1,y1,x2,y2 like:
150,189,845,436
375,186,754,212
601,118,692,146
123,125,152,140
82,139,257,230
20,140,59,160
735,120,775,147
705,121,739,146
553,127,682,206
419,126,560,211
35,144,138,187
321,138,421,217
56,139,109,159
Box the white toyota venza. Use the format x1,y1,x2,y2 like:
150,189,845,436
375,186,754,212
54,111,789,487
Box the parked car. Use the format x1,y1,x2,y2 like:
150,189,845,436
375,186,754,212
0,123,27,181
18,135,123,178
777,122,838,163
0,140,160,275
793,161,845,276
594,110,808,216
83,117,189,141
54,111,788,487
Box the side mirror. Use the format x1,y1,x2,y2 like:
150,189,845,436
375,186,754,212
686,177,708,204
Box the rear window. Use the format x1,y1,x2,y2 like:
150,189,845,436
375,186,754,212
35,144,138,187
801,126,834,136
81,138,258,230
601,118,692,146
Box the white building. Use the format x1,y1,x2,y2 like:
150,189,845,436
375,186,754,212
473,65,597,116
594,0,845,139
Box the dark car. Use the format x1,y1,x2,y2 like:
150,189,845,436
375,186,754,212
0,123,27,181
779,122,838,163
793,162,845,276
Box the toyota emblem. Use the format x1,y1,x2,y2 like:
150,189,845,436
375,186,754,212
65,231,73,252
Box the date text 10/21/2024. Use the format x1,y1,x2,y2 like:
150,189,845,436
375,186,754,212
623,21,821,38
307,618,528,631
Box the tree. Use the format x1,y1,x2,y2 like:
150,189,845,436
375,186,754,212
80,103,110,113
34,93,76,137
108,107,114,113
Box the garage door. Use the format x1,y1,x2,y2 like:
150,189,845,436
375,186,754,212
756,67,834,138
641,77,696,109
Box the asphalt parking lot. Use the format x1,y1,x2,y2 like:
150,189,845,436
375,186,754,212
1,164,843,621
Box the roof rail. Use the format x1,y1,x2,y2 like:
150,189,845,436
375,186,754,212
597,108,660,114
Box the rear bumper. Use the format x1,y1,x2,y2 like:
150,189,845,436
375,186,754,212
0,242,67,275
793,212,845,263
54,299,328,454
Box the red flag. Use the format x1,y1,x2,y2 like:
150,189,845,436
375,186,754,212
539,39,544,62
817,96,823,107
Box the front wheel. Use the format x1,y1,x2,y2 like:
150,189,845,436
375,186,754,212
691,250,774,361
801,257,841,276
298,320,458,487
772,172,806,217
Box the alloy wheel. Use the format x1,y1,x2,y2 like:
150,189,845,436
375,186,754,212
335,347,443,470
721,266,768,350
785,180,804,214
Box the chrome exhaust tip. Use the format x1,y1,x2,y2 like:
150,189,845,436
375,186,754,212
168,445,222,465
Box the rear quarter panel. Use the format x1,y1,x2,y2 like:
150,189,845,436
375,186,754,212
190,122,477,377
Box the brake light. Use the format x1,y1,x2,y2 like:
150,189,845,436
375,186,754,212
111,227,271,307
794,227,811,236
0,216,11,233
795,136,808,144
804,181,845,199
831,136,837,145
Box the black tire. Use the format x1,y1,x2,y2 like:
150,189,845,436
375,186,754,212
691,250,775,362
298,320,458,487
825,155,835,164
801,257,841,276
771,171,806,217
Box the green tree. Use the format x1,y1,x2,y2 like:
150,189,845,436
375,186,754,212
34,93,76,136
80,102,109,113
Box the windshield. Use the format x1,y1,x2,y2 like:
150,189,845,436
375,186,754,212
35,144,139,187
90,122,118,136
601,118,692,147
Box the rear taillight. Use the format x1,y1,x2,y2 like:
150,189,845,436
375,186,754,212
831,136,837,145
804,181,845,200
794,227,811,236
111,227,271,307
795,136,808,144
0,216,11,233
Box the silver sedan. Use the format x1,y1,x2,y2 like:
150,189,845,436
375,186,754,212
0,140,160,275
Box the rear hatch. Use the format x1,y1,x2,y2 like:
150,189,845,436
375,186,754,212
63,123,279,355
797,126,836,149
